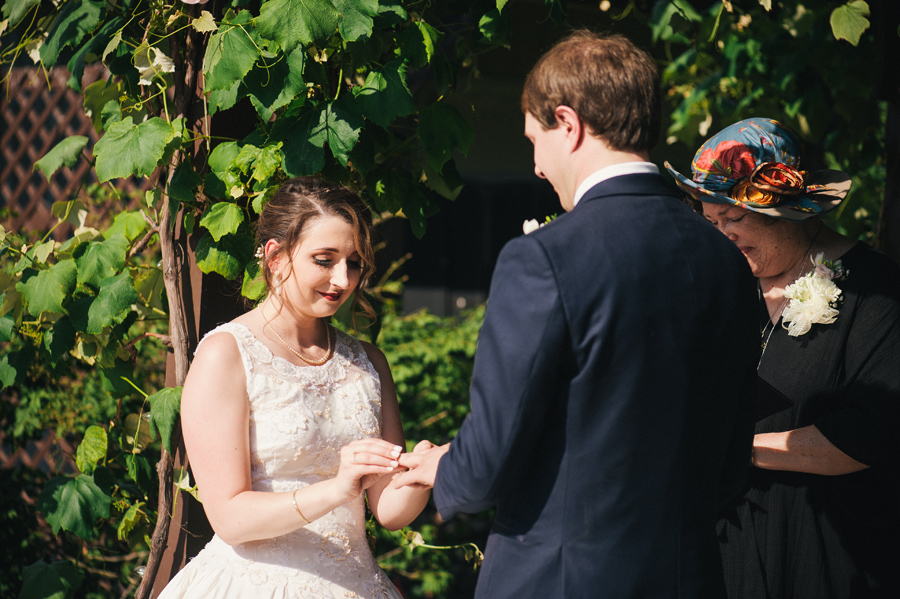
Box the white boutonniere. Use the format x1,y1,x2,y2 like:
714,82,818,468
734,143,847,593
781,252,847,337
522,214,558,235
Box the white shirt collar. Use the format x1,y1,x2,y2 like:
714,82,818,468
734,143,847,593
572,162,660,207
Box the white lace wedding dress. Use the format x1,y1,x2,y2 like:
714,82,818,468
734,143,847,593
158,323,402,599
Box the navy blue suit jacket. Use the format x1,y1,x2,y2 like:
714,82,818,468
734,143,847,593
434,173,759,599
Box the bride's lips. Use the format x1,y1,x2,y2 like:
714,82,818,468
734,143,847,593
319,291,343,302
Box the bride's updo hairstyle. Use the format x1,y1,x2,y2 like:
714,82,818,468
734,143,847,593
256,177,376,322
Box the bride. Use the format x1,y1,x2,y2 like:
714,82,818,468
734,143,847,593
158,177,431,598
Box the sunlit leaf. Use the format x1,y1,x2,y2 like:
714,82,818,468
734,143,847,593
195,233,248,280
75,425,108,475
200,203,245,242
204,10,259,92
35,137,89,180
86,272,138,333
2,0,41,26
94,117,176,181
117,501,145,541
51,199,88,230
256,0,339,52
38,474,111,538
122,413,154,452
333,0,378,42
39,0,103,65
396,21,442,69
174,468,202,502
105,211,149,243
192,10,218,32
0,356,17,389
17,260,77,316
75,234,129,288
148,387,182,453
831,0,870,46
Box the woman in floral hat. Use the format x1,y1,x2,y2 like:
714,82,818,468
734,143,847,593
666,118,900,598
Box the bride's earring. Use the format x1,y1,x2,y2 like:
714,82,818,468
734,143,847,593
273,271,282,296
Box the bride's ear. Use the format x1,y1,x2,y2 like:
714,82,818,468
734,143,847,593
264,239,285,273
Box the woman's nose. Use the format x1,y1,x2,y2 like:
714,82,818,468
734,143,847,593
534,165,546,179
331,262,350,288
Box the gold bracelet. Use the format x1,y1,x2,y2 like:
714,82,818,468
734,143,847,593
292,489,310,524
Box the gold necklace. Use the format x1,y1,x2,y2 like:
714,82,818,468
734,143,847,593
265,322,332,366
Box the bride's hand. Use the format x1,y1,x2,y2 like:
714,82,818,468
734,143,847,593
333,439,403,500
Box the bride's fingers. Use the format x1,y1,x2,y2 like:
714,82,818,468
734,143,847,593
341,442,402,470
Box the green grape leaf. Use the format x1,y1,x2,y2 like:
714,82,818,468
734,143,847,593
204,10,259,92
38,474,111,538
333,0,378,42
102,30,122,61
192,10,218,32
39,0,103,65
321,95,364,166
424,160,464,200
75,234,129,288
33,240,56,265
117,500,145,541
479,8,509,45
122,413,153,452
134,266,165,311
352,59,416,129
195,233,247,280
94,117,176,181
35,136,89,180
44,316,77,365
209,141,241,172
86,272,138,334
51,199,88,230
105,211,148,243
167,161,203,205
418,103,474,172
200,203,246,242
208,79,244,116
100,100,122,128
83,79,123,133
148,387,182,453
497,0,509,10
0,356,17,389
245,47,306,116
100,357,135,396
174,468,202,502
256,0,339,52
19,560,83,599
0,314,14,342
16,260,77,316
831,0,870,46
396,21,442,70
75,425,108,475
2,0,41,26
126,454,154,494
242,260,267,301
278,108,327,176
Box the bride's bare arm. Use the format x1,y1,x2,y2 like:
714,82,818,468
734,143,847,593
182,332,402,546
361,343,432,530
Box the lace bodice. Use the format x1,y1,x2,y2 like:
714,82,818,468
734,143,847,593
158,322,402,599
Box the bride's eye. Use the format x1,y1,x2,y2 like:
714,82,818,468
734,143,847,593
314,258,331,266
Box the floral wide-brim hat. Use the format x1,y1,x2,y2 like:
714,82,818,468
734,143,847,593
664,118,851,221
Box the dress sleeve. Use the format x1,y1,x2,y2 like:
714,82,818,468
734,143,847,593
814,260,900,473
433,235,568,520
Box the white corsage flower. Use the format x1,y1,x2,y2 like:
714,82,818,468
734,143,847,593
781,253,846,337
522,213,558,235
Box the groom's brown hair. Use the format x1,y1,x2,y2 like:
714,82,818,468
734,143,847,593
521,30,661,154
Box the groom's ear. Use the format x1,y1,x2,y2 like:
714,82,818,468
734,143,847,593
553,105,585,151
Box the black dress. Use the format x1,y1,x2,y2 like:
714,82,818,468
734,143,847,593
719,242,900,599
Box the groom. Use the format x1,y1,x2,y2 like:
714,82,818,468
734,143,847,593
396,31,759,598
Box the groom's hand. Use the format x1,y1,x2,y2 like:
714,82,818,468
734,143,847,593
393,443,450,489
